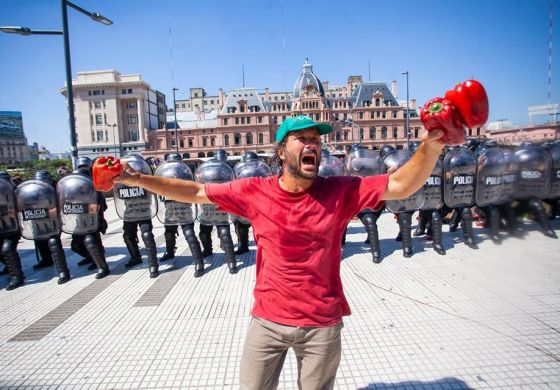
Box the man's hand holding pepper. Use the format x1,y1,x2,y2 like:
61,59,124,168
113,162,140,186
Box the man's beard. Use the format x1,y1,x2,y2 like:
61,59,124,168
284,149,319,180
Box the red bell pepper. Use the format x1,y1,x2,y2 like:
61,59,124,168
444,79,489,128
93,156,122,192
420,97,466,146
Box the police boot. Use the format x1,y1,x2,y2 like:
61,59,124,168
199,224,213,257
528,198,558,238
160,226,177,261
218,225,238,274
414,211,428,236
48,236,70,284
461,208,478,249
431,210,446,255
182,224,205,278
3,239,24,290
34,240,54,269
141,229,159,278
499,203,524,238
234,222,250,255
361,213,381,263
398,212,413,258
84,235,110,279
124,235,142,268
448,209,461,232
487,206,501,244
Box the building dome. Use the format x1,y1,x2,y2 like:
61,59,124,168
292,58,325,99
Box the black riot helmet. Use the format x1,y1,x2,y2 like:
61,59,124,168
76,156,93,170
213,149,228,162
380,144,395,158
35,170,53,185
481,139,498,148
0,170,11,182
408,141,420,153
165,153,182,162
242,151,259,162
464,138,480,152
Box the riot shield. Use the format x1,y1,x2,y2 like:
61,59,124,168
154,160,197,225
442,147,477,208
420,159,444,210
113,155,158,221
345,148,385,177
547,143,560,199
15,180,60,240
0,177,18,235
318,150,344,177
475,147,507,207
384,150,425,213
514,143,552,200
195,159,235,225
500,147,518,203
57,173,99,234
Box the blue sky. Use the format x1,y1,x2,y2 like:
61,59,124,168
0,0,558,152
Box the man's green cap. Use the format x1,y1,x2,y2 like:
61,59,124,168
275,115,332,143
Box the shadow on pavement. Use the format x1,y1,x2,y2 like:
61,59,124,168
358,377,474,389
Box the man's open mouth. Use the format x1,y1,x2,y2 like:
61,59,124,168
301,153,316,168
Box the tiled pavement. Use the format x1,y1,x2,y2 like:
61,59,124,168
0,199,559,389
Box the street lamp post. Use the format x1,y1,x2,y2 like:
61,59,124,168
110,123,119,156
1,0,112,168
172,87,179,154
401,71,410,149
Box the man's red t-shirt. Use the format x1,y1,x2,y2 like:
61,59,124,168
205,174,388,327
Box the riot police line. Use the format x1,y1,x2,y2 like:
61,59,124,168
1,141,559,291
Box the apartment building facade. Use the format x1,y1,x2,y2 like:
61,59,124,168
60,70,167,159
0,111,31,165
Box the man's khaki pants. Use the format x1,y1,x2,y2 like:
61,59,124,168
240,317,343,390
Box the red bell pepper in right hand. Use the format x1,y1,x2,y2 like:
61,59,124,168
420,97,466,146
93,156,122,192
444,79,489,128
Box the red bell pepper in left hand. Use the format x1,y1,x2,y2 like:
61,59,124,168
420,97,466,146
93,156,122,192
444,79,489,128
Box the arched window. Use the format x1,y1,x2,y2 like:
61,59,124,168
258,132,264,144
369,127,376,139
375,98,381,107
182,153,190,158
234,133,241,145
246,132,253,144
381,127,388,139
197,152,205,158
224,134,229,146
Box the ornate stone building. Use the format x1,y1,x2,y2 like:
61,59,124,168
146,59,488,160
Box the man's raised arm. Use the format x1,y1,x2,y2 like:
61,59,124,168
382,129,445,201
114,164,213,204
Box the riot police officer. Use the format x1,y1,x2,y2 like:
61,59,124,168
344,147,386,262
0,171,24,290
443,146,478,249
16,171,70,284
114,155,159,278
195,149,238,274
58,159,110,279
156,154,205,278
233,152,273,255
384,149,425,257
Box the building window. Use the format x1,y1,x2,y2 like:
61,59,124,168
95,114,103,125
128,114,137,124
359,112,364,119
234,133,241,145
382,111,387,119
381,127,388,139
344,132,348,141
258,116,263,124
235,118,239,125
375,98,380,107
369,127,376,139
202,137,207,147
130,130,138,141
393,127,398,138
126,102,137,109
96,130,104,141
223,118,228,125
414,128,420,138
211,137,215,146
246,133,253,144
224,135,229,146
188,138,193,147
258,132,264,144
392,111,397,118
180,139,184,148
94,100,101,109
359,128,364,140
